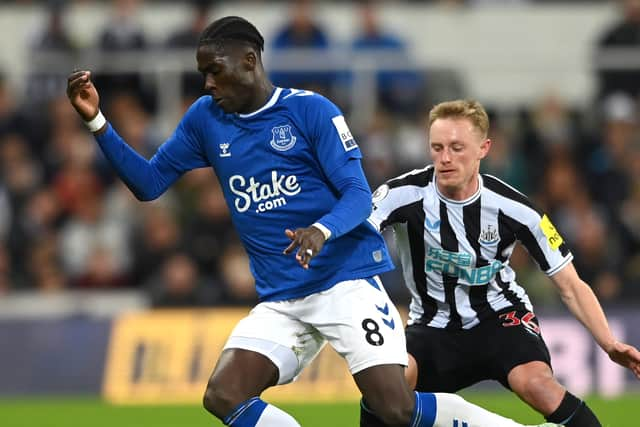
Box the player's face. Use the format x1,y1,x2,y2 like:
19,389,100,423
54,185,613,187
196,44,257,114
429,117,491,200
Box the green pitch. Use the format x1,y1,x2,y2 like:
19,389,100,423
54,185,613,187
0,393,637,427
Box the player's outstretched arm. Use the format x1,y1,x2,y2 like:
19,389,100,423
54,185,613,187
550,262,640,378
65,69,187,201
66,70,106,134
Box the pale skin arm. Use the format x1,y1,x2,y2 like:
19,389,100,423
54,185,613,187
550,262,640,378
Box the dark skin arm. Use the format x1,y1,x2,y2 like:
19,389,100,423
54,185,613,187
283,226,327,269
66,70,107,135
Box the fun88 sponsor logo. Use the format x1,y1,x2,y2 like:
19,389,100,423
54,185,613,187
229,170,301,213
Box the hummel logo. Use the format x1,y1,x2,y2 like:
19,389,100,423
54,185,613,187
425,217,441,231
382,318,395,329
375,303,389,315
375,303,396,330
219,142,231,157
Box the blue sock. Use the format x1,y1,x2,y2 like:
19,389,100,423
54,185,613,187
223,397,268,427
409,391,437,427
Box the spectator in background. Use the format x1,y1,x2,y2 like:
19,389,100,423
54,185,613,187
130,203,183,286
584,92,636,214
270,0,334,96
480,112,529,194
183,180,236,278
98,0,146,52
351,0,424,116
39,95,88,178
357,109,398,188
30,0,75,52
0,133,43,210
0,243,15,293
148,252,220,307
529,93,577,158
517,93,579,194
57,185,131,289
7,188,62,283
102,92,160,156
217,240,257,305
26,0,77,107
0,73,33,141
540,158,623,302
27,232,68,292
94,0,153,112
595,0,640,99
0,184,10,244
620,171,640,300
165,0,214,100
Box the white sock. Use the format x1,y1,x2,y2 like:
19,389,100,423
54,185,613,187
254,404,301,426
433,393,541,427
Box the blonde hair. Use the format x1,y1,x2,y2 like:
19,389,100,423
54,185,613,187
428,99,489,138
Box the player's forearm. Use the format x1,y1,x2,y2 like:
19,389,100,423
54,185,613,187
95,123,172,201
559,279,617,352
316,159,372,240
316,180,371,240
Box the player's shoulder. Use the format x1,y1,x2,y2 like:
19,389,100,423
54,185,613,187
183,95,213,115
181,95,225,122
386,165,435,189
279,87,339,113
481,173,534,208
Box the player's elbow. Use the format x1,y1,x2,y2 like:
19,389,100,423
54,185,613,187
358,189,373,217
132,189,162,202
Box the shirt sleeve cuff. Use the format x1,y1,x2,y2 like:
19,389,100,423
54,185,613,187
311,222,332,241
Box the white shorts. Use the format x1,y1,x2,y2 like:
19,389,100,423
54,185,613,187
223,276,408,384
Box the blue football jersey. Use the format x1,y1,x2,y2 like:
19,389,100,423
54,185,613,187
154,88,393,301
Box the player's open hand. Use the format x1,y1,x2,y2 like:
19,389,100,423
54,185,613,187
607,341,640,379
66,70,100,122
283,226,326,269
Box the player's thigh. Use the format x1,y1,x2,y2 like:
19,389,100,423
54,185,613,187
223,301,326,385
303,276,408,375
406,323,488,392
488,308,552,389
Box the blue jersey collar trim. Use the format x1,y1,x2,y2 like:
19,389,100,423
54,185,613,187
237,87,282,119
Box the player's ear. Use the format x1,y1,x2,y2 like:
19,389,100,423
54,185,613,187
243,50,257,71
479,138,491,159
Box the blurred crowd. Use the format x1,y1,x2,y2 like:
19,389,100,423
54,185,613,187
1,0,639,307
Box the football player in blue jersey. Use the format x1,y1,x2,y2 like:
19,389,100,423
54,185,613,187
67,15,561,427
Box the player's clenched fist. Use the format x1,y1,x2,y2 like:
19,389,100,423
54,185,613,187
66,70,100,122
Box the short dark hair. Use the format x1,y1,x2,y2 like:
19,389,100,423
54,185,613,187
198,16,264,52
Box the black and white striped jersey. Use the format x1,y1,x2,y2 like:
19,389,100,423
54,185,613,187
368,165,573,330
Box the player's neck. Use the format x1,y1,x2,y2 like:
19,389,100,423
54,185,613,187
438,175,480,201
246,80,275,113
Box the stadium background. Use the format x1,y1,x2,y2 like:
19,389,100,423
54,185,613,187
0,0,638,426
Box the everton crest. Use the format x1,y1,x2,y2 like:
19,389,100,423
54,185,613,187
270,125,297,152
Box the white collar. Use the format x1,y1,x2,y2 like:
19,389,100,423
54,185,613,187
237,87,282,118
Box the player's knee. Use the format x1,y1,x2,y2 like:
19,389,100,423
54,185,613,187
521,374,550,397
518,375,563,413
202,379,242,419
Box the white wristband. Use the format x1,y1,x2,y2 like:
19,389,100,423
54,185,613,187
311,222,332,241
84,110,107,133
